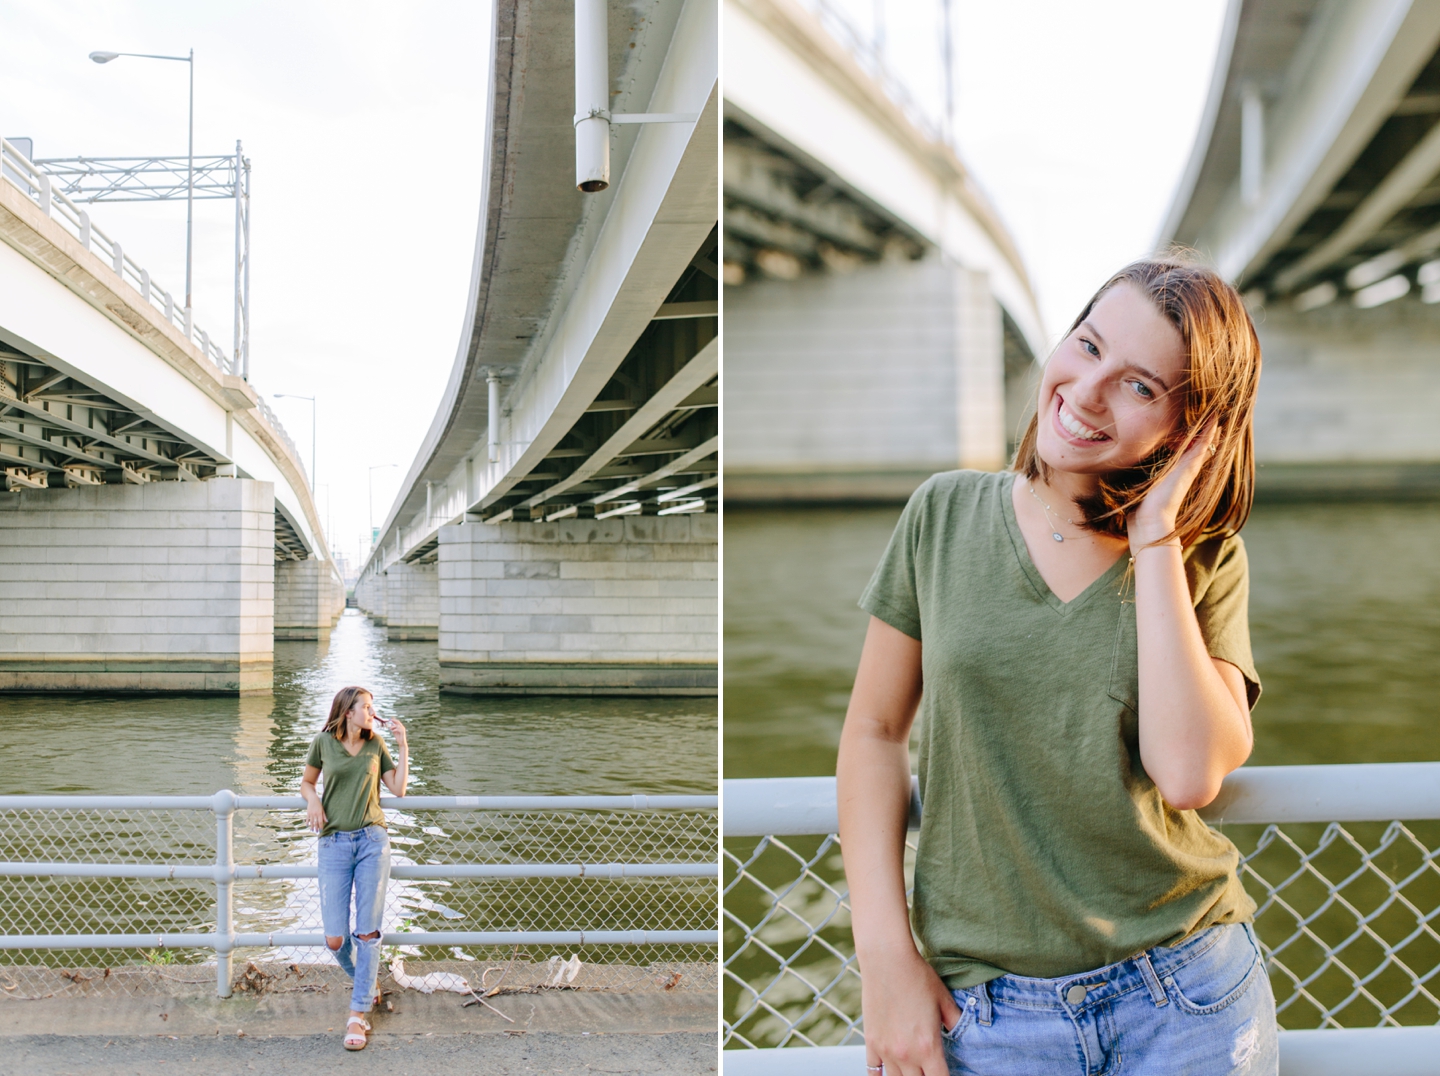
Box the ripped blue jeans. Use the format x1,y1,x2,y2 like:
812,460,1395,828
317,824,391,1013
943,923,1278,1075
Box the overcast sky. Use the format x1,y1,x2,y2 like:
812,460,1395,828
1,0,1225,569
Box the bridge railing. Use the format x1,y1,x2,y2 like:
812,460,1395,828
0,790,717,999
0,137,235,375
723,766,1440,1074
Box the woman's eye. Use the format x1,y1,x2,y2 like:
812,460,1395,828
1130,380,1154,399
1081,339,1099,357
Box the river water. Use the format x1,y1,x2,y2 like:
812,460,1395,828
0,610,717,972
724,500,1440,776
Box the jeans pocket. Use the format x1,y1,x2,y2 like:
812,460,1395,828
942,990,977,1044
364,825,389,844
1166,925,1263,1015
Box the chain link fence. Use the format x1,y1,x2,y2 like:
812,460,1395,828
0,793,717,1002
723,772,1440,1051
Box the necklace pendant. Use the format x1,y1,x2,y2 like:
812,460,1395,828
1052,532,1064,542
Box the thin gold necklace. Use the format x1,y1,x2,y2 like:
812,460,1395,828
1026,480,1079,543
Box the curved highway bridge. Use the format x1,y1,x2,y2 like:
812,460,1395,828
358,0,718,696
722,0,1046,502
1163,0,1440,490
0,141,341,695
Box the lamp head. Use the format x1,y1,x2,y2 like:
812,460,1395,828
89,51,120,63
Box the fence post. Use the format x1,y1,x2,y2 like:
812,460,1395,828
213,789,237,998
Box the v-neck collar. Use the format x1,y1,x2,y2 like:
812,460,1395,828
999,472,1130,616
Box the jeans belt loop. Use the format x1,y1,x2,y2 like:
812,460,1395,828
1136,950,1169,1007
975,980,994,1026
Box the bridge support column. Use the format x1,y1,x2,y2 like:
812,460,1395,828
0,479,275,694
382,561,438,641
274,559,342,641
1250,304,1440,492
437,515,717,695
724,257,1008,501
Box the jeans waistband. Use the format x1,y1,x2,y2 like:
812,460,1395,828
324,824,385,841
960,923,1244,1020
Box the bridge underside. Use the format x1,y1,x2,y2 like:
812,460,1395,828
722,114,1037,503
1167,1,1440,491
0,342,342,689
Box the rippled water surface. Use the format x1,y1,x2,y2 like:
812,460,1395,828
1,609,718,798
724,501,1440,776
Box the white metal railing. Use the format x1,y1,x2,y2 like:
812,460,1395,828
1,790,717,998
1,138,234,375
723,764,1440,1075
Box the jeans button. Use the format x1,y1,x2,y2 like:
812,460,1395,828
1066,984,1088,1005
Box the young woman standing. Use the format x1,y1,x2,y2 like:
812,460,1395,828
301,685,409,1051
838,259,1277,1074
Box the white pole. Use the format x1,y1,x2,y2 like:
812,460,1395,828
574,0,610,192
487,373,501,463
185,48,194,317
1241,83,1264,209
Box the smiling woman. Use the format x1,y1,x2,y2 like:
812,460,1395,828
836,255,1279,1075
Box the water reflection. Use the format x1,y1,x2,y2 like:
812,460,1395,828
723,500,1440,776
0,610,718,797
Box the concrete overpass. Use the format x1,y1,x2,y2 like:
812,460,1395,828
356,0,718,695
0,140,342,695
1162,0,1440,491
722,0,1046,502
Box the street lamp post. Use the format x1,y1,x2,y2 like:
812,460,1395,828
273,394,316,493
90,48,195,321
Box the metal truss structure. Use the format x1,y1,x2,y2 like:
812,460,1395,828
0,344,305,562
34,146,251,381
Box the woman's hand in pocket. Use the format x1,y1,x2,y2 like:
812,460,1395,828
861,947,963,1076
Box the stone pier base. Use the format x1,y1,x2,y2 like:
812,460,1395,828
274,558,345,641
382,560,439,641
438,514,717,695
0,479,274,694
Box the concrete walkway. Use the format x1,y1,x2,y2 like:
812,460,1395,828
0,969,717,1075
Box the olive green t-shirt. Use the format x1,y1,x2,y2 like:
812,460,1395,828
859,470,1259,988
304,732,395,838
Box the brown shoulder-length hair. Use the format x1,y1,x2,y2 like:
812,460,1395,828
1012,254,1261,548
324,686,374,740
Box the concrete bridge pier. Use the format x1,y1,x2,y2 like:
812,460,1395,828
274,559,345,642
725,257,1022,502
377,561,439,641
437,515,717,695
0,478,275,694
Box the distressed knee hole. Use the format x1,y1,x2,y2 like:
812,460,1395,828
355,930,381,942
326,936,345,951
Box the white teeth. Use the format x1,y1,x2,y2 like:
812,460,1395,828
1058,402,1107,441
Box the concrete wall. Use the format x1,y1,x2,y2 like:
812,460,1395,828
723,257,1006,501
437,514,717,695
275,558,344,641
354,571,385,623
0,479,274,694
382,561,439,641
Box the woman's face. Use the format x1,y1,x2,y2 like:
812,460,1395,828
347,693,377,732
1035,282,1188,478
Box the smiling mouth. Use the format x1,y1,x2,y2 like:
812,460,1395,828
1055,397,1110,443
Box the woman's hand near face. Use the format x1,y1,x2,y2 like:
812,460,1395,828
1128,418,1218,552
386,715,407,744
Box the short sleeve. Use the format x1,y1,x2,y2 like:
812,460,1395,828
379,740,396,775
1188,534,1261,709
304,734,324,771
859,481,930,640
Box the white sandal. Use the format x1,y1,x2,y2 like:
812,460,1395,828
343,1015,370,1051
